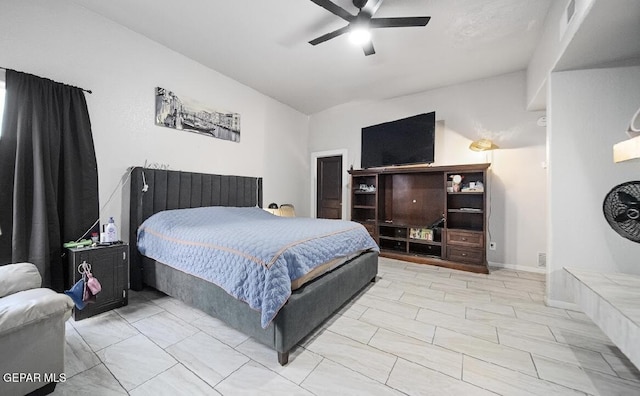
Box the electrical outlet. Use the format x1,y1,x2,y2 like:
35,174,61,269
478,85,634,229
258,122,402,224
538,252,547,268
489,242,497,250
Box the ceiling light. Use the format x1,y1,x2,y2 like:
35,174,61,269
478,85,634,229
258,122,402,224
349,28,371,45
469,139,499,152
613,135,640,163
613,106,640,162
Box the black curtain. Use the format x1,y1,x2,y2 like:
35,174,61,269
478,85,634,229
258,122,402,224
0,70,98,291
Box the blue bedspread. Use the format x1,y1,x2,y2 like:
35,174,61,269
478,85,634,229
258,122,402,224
137,207,378,328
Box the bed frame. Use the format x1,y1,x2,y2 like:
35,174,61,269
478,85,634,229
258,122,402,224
128,167,378,365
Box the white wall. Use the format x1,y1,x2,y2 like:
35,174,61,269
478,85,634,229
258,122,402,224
309,71,547,271
0,0,309,241
526,0,595,110
547,65,640,305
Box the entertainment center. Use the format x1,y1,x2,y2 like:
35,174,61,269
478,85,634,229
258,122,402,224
350,163,490,273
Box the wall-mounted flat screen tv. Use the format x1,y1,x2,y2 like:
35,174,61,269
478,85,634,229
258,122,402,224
361,112,435,169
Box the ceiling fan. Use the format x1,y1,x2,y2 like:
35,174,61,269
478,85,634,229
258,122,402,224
308,0,431,56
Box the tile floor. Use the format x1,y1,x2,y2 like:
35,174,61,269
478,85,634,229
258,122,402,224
53,258,640,395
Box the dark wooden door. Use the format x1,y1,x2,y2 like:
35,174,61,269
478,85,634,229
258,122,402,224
317,155,342,219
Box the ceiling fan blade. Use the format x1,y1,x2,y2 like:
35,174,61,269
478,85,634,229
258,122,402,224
309,0,355,22
370,16,431,28
363,40,375,56
309,25,350,45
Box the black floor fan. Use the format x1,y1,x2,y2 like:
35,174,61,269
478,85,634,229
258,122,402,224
603,181,640,243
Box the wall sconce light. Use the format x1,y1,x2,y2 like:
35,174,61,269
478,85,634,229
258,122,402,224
469,139,499,152
613,106,640,163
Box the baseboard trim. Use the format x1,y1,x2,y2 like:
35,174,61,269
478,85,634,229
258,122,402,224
488,261,547,274
545,297,580,311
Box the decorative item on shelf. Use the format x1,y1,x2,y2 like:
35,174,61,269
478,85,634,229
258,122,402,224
410,227,433,241
450,174,463,192
358,184,376,192
469,138,499,152
461,181,484,192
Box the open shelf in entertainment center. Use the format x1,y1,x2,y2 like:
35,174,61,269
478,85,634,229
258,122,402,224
378,223,442,258
350,163,490,274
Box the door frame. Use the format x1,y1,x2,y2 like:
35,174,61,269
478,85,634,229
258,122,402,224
310,149,349,219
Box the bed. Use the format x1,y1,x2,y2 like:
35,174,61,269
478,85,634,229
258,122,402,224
128,167,379,365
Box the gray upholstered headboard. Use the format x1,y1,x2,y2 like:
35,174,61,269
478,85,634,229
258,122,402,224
128,166,263,290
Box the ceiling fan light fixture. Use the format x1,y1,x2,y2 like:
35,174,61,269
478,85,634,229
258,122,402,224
308,0,430,55
349,27,371,45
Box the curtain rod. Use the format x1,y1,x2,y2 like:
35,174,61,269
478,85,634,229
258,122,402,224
0,67,92,94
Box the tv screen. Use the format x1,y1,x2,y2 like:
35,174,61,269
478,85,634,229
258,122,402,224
361,112,435,169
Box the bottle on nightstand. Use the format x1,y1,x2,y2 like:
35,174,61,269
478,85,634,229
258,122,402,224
105,217,117,242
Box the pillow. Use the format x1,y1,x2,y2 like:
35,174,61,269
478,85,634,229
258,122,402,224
0,263,42,298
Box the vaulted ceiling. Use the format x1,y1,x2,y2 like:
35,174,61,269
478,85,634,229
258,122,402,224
73,0,553,114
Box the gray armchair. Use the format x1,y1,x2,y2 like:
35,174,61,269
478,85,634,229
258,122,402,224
0,263,74,395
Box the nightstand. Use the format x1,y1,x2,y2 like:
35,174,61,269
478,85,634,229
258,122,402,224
66,243,129,320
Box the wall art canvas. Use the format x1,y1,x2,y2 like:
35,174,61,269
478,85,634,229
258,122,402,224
155,87,240,142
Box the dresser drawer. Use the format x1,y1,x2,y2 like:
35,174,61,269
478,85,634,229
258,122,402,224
446,230,484,248
446,246,484,264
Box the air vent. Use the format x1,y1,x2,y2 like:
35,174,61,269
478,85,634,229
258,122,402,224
538,252,547,268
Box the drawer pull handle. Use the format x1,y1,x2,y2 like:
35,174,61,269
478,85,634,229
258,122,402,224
461,253,467,256
461,237,467,241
